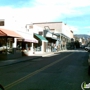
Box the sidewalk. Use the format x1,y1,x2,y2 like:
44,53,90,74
0,50,68,67
0,52,55,67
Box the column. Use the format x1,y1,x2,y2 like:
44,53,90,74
13,38,17,53
31,43,34,54
65,38,67,50
42,41,44,53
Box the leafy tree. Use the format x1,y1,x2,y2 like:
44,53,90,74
74,40,80,48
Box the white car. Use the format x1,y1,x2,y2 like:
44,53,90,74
85,46,90,51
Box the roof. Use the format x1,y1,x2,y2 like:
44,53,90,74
33,22,62,24
0,28,22,38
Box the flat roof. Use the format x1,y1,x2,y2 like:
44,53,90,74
33,22,63,24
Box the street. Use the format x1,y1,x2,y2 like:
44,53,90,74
0,50,89,90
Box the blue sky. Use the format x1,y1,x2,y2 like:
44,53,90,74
0,0,90,35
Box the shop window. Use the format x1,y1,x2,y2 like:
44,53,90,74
34,43,41,51
16,41,32,52
0,38,6,54
0,20,4,26
7,38,13,54
0,37,13,54
39,32,43,35
17,42,22,51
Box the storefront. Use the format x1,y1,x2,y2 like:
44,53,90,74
58,33,71,50
0,28,22,60
34,34,48,53
44,30,58,52
16,30,38,56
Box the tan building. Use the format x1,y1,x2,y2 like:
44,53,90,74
26,24,48,53
33,22,73,38
33,22,74,50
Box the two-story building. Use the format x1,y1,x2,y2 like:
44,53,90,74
0,19,74,60
25,24,48,54
33,22,74,50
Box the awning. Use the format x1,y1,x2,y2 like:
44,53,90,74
0,28,22,38
51,37,57,40
46,32,57,41
46,36,57,41
35,34,48,42
16,31,38,43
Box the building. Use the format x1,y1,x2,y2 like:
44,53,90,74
0,19,38,59
0,19,74,59
33,22,74,50
0,28,23,60
26,24,48,53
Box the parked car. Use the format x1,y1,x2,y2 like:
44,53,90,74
80,45,86,49
85,46,90,51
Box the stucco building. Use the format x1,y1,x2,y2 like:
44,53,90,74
0,19,74,59
33,22,74,50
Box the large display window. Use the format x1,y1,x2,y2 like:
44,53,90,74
17,41,32,51
34,42,42,51
0,37,13,54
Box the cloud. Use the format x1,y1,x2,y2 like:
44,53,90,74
84,26,90,29
0,0,90,30
33,0,90,7
0,6,62,23
0,0,90,22
69,26,79,33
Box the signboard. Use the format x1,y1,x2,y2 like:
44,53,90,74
46,32,52,37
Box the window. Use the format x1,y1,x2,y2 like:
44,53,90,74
29,25,33,29
39,32,43,35
0,37,13,54
7,38,13,53
0,20,4,26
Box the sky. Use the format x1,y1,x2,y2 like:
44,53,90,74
0,0,90,35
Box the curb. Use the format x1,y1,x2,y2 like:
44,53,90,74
0,51,61,67
0,56,42,67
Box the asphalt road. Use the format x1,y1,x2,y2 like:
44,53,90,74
0,50,89,90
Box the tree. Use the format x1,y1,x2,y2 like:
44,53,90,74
74,40,80,48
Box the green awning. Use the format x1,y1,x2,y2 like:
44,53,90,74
35,34,48,42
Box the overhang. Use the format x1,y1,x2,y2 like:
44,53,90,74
34,34,48,42
16,31,38,43
0,28,22,38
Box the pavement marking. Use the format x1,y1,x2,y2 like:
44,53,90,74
4,52,74,90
